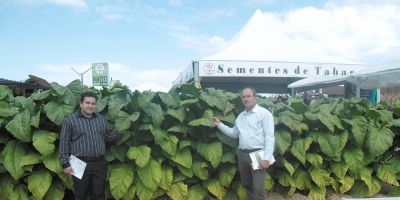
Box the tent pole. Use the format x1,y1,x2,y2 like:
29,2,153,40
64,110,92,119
193,61,201,88
376,88,380,103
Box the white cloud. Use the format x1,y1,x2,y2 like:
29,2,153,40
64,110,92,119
45,0,87,9
37,62,180,92
94,4,126,21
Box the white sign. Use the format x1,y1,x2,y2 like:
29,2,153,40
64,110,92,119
198,60,369,78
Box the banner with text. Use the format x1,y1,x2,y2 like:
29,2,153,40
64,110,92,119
92,63,109,86
198,60,369,77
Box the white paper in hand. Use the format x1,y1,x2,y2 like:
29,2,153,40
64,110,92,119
69,155,87,179
249,150,264,170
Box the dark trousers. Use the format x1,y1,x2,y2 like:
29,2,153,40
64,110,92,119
72,157,107,200
238,149,267,200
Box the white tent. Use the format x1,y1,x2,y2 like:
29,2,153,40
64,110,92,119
288,60,400,97
174,9,368,93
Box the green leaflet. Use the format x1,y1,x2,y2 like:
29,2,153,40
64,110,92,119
196,142,222,168
218,166,236,187
134,176,154,200
43,101,75,126
127,145,151,167
153,129,178,156
203,178,226,200
192,161,209,180
366,125,394,157
42,152,63,174
159,166,173,190
27,170,52,200
32,130,58,156
44,180,64,200
137,159,162,191
170,148,192,168
2,140,27,180
158,92,180,109
167,107,186,123
109,164,134,200
275,130,291,155
290,137,313,165
317,131,348,158
188,184,207,200
142,102,164,127
338,176,354,193
115,111,140,131
5,110,31,142
188,109,214,127
167,182,188,200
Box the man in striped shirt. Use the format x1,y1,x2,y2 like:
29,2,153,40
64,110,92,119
59,91,122,200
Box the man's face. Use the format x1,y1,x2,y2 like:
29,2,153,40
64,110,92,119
241,88,257,110
80,97,96,117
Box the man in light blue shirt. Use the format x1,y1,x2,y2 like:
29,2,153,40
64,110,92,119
212,87,275,200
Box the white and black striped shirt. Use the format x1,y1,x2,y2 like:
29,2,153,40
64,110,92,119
59,111,119,168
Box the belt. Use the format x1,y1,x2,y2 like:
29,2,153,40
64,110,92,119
77,155,104,162
239,148,261,153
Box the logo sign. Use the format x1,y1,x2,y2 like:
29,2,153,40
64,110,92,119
92,63,109,86
203,62,215,75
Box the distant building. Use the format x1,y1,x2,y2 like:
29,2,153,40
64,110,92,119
0,75,50,97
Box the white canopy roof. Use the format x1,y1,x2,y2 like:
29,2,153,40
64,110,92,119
288,60,400,90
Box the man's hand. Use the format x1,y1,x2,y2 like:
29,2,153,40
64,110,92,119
259,160,270,169
212,117,221,126
63,166,74,175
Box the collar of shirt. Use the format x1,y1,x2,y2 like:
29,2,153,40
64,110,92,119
243,104,262,115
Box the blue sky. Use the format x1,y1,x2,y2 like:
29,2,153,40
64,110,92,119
1,0,399,91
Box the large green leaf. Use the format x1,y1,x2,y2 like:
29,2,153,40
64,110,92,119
135,177,154,200
177,165,193,178
42,152,63,173
30,108,41,128
167,125,189,134
32,130,58,156
127,145,151,167
50,81,81,106
306,153,323,168
0,85,13,100
233,181,246,200
339,176,354,193
221,152,236,164
137,159,162,191
27,170,52,200
20,153,41,168
44,180,64,200
376,165,400,186
188,109,214,127
167,107,186,123
2,140,27,180
200,88,226,111
170,148,192,168
317,131,348,158
331,162,348,180
196,142,222,168
122,184,136,200
346,116,368,147
138,91,156,108
310,168,331,188
153,129,178,156
216,131,238,148
290,137,313,165
11,184,30,200
188,184,207,200
0,100,18,117
44,101,75,126
275,130,291,155
158,92,180,109
109,164,134,200
293,169,312,190
30,90,50,101
308,186,326,200
143,102,164,127
159,166,173,190
192,161,209,180
115,111,140,131
278,111,308,134
218,166,236,187
277,170,295,187
343,148,364,178
366,126,394,157
110,144,128,162
0,175,15,200
283,159,296,176
5,110,31,142
167,182,188,200
203,178,226,200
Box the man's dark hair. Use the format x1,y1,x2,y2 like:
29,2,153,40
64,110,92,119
242,87,257,96
80,91,98,102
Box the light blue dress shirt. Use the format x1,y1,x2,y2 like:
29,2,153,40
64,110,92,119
217,104,275,162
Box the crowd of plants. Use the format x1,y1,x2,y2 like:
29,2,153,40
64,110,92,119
1,80,400,200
